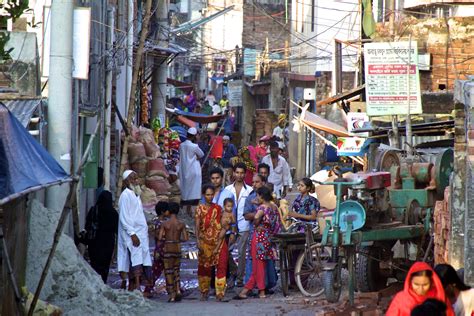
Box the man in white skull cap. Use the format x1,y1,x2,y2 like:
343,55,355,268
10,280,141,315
179,127,204,216
117,170,152,294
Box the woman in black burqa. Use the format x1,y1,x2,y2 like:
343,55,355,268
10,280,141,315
85,190,119,283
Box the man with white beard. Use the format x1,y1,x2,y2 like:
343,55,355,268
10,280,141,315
118,170,152,294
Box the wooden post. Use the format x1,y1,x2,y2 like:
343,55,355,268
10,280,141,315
115,0,154,206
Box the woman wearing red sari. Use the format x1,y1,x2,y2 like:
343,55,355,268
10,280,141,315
195,184,227,301
386,262,455,316
235,186,280,299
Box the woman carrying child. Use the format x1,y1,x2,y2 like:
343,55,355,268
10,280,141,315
195,184,226,301
236,186,280,299
213,197,236,301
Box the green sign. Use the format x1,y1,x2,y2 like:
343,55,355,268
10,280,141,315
82,134,99,188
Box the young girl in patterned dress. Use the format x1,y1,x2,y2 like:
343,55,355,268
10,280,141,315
235,186,280,299
288,177,320,227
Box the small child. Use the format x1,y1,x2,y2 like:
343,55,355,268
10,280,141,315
213,198,236,301
149,201,169,295
159,202,189,302
215,198,237,254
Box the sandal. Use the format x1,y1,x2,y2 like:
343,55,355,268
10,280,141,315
258,291,266,299
175,293,182,302
232,294,248,300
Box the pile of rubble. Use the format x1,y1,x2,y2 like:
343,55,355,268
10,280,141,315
26,200,151,315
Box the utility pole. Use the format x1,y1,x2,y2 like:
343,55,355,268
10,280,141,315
388,0,400,149
116,0,154,204
151,0,169,121
46,0,74,212
104,7,115,190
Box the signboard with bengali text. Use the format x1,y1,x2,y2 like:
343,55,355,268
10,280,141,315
364,41,422,116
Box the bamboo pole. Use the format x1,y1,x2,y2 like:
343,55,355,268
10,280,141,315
115,0,154,206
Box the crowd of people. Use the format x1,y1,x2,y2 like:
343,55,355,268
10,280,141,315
78,124,473,315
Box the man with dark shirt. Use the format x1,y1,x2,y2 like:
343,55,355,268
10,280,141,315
222,135,237,185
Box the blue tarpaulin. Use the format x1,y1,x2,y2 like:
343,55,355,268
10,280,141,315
0,103,70,204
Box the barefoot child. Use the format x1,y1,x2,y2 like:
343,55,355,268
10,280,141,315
213,198,236,300
159,202,189,302
148,201,168,296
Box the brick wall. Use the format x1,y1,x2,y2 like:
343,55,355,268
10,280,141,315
376,16,474,91
242,2,290,51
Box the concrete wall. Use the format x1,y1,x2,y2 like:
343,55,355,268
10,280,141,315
269,72,285,113
376,16,474,91
4,32,41,96
242,1,289,51
289,0,360,74
454,79,474,285
241,86,257,146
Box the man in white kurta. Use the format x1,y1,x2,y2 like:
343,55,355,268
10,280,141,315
118,170,152,292
261,141,292,199
179,127,204,216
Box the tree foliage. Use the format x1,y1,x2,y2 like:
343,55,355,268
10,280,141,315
0,0,31,62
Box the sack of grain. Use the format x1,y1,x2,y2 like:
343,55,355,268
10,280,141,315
146,175,171,195
144,141,161,159
156,195,170,202
147,158,169,178
138,126,155,144
141,185,158,212
131,158,148,178
168,194,181,204
128,142,146,163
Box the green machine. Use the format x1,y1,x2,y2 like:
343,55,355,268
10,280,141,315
316,148,453,305
389,148,453,225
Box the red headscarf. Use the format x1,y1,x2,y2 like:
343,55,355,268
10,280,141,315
386,262,454,316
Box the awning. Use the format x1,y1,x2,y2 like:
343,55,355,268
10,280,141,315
291,100,351,137
166,107,225,124
1,98,42,127
176,115,197,128
316,84,365,107
301,110,351,137
167,78,193,93
0,103,70,205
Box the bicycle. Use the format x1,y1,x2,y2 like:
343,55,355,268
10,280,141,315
287,217,330,297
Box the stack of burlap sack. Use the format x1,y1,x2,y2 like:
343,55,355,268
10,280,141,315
126,126,172,213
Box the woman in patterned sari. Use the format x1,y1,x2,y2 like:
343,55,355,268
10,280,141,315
195,184,225,301
235,186,280,299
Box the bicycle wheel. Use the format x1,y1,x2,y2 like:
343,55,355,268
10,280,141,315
295,243,329,297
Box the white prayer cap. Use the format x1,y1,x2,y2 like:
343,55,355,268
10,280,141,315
123,170,135,180
223,135,230,141
187,127,197,135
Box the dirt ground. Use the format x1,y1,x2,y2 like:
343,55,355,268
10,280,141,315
104,191,395,315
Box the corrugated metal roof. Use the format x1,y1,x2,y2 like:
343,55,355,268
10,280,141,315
1,98,42,127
